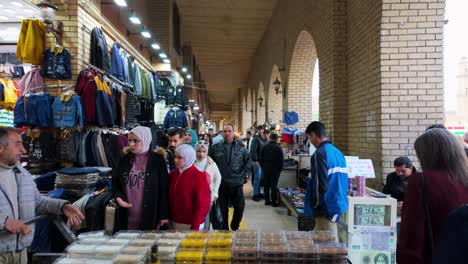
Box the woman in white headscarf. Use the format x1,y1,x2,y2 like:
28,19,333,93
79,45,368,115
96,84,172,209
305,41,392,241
195,140,222,230
169,144,211,230
112,126,169,231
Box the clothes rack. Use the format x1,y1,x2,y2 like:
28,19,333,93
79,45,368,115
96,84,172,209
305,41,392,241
84,62,134,90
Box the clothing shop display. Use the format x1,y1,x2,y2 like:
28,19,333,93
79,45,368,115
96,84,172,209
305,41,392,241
111,43,125,81
18,68,44,95
55,167,101,197
283,111,299,125
166,85,187,108
0,109,14,127
282,126,299,144
164,107,188,129
40,46,72,80
156,74,171,100
33,172,57,192
0,78,18,108
22,130,57,163
16,19,46,65
154,100,169,124
14,93,54,127
90,27,111,73
52,91,84,128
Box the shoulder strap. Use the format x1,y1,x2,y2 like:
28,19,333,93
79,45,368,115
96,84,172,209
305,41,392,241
421,173,434,250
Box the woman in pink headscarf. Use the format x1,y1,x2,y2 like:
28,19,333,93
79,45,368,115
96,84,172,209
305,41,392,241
112,126,169,231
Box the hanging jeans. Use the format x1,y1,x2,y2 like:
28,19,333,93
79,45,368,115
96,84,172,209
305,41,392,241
253,165,263,196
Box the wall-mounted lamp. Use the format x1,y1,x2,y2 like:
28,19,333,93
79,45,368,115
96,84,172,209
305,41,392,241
37,0,63,45
273,77,282,95
257,95,264,108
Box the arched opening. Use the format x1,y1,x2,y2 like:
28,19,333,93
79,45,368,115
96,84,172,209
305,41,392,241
256,83,266,125
312,59,320,121
268,65,284,124
287,30,319,130
245,88,253,131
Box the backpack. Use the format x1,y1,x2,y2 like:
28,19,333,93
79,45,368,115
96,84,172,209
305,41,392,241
432,204,468,264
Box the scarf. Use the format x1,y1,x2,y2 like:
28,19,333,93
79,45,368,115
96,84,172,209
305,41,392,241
176,144,196,173
130,126,152,154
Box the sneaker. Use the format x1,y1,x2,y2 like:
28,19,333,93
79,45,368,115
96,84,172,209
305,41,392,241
252,195,260,202
265,201,272,206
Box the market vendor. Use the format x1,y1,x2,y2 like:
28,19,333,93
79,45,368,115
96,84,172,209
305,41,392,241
383,157,417,210
0,127,84,264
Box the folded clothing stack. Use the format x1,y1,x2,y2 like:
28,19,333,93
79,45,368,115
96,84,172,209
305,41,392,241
33,171,57,192
55,168,101,197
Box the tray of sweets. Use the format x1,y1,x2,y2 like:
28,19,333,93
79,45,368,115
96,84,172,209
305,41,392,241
283,231,311,240
66,243,97,258
186,232,209,239
54,257,90,264
141,231,165,240
93,245,125,259
128,238,156,247
288,245,319,258
210,231,234,238
261,245,288,258
180,238,207,249
114,231,143,239
235,231,258,239
77,231,105,240
113,253,146,264
310,231,336,243
175,250,205,261
207,237,232,248
260,232,284,240
121,245,151,255
163,231,187,239
204,250,232,261
231,245,259,259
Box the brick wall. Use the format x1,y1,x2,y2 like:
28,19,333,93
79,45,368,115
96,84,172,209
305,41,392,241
267,65,284,124
380,0,445,177
247,0,446,185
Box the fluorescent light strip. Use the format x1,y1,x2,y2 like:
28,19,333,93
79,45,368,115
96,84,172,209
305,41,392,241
4,9,15,14
113,0,127,7
151,43,161,50
163,59,170,64
12,2,23,7
159,53,167,58
186,74,192,79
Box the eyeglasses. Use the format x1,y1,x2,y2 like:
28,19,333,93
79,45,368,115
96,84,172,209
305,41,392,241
197,140,209,146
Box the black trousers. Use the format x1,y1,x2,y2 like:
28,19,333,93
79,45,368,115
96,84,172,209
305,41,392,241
263,169,281,204
218,184,245,231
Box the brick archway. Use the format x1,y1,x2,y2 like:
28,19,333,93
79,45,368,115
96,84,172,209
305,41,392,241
256,83,266,125
267,65,284,124
243,88,253,131
287,30,318,130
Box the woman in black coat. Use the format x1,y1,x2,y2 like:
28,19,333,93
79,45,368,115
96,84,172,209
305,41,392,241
112,126,169,231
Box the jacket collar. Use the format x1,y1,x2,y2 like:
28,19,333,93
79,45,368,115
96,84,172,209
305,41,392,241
51,45,64,54
317,139,331,148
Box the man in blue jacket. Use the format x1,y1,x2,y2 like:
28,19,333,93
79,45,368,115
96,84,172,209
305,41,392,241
304,121,348,238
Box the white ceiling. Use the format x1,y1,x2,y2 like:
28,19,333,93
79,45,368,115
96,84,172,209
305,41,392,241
0,0,41,43
178,0,277,111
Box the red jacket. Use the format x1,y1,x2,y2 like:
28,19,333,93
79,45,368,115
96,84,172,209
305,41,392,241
75,70,97,124
169,165,211,230
397,170,468,264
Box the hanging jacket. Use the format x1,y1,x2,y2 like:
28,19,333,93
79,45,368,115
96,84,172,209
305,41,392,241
40,46,72,80
120,50,129,83
127,57,135,86
283,111,299,125
75,70,98,124
52,92,84,128
0,79,18,108
111,43,125,81
90,27,111,73
24,94,54,127
141,69,151,100
133,63,142,95
16,19,46,65
304,140,348,222
18,68,44,95
163,109,188,129
156,75,170,100
149,72,156,101
166,86,186,108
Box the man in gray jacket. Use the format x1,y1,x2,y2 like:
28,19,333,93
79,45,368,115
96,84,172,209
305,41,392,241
209,124,251,231
0,127,83,263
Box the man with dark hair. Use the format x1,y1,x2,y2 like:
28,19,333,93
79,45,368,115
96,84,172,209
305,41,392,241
259,133,284,207
243,131,252,150
208,128,214,137
383,157,417,210
249,125,267,201
209,124,251,231
304,121,348,236
166,128,185,171
0,128,83,262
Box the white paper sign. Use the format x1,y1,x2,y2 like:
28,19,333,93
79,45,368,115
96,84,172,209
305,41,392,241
354,159,376,178
345,156,359,178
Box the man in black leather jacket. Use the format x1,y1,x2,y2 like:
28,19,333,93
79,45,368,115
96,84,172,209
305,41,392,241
209,124,251,231
249,125,267,201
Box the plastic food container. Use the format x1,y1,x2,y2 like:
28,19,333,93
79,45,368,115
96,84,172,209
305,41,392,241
288,244,319,259
283,231,311,240
233,236,259,246
310,231,336,243
93,245,124,259
180,238,207,249
175,250,204,263
78,231,105,240
158,245,178,261
186,232,209,239
260,238,286,246
54,257,90,264
113,254,146,264
163,232,187,239
260,232,284,240
79,237,110,245
261,245,288,259
128,239,156,247
66,243,97,258
157,238,182,247
235,231,257,239
141,231,165,240
114,231,143,240
204,250,231,262
318,242,348,256
85,260,113,264
122,245,151,255
231,245,259,259
210,231,234,238
287,239,314,247
207,237,232,249
104,239,131,246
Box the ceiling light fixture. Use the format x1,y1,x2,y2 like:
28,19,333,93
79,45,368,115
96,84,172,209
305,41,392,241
159,53,167,59
163,59,170,64
16,15,25,20
4,9,15,14
186,74,192,79
12,2,23,7
181,67,188,73
151,43,160,50
129,16,141,25
141,30,151,38
0,16,9,21
113,0,127,7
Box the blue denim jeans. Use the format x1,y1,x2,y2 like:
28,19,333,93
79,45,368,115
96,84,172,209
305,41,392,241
253,165,262,196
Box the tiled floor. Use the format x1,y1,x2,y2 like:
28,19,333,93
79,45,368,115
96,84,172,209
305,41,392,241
242,180,297,231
